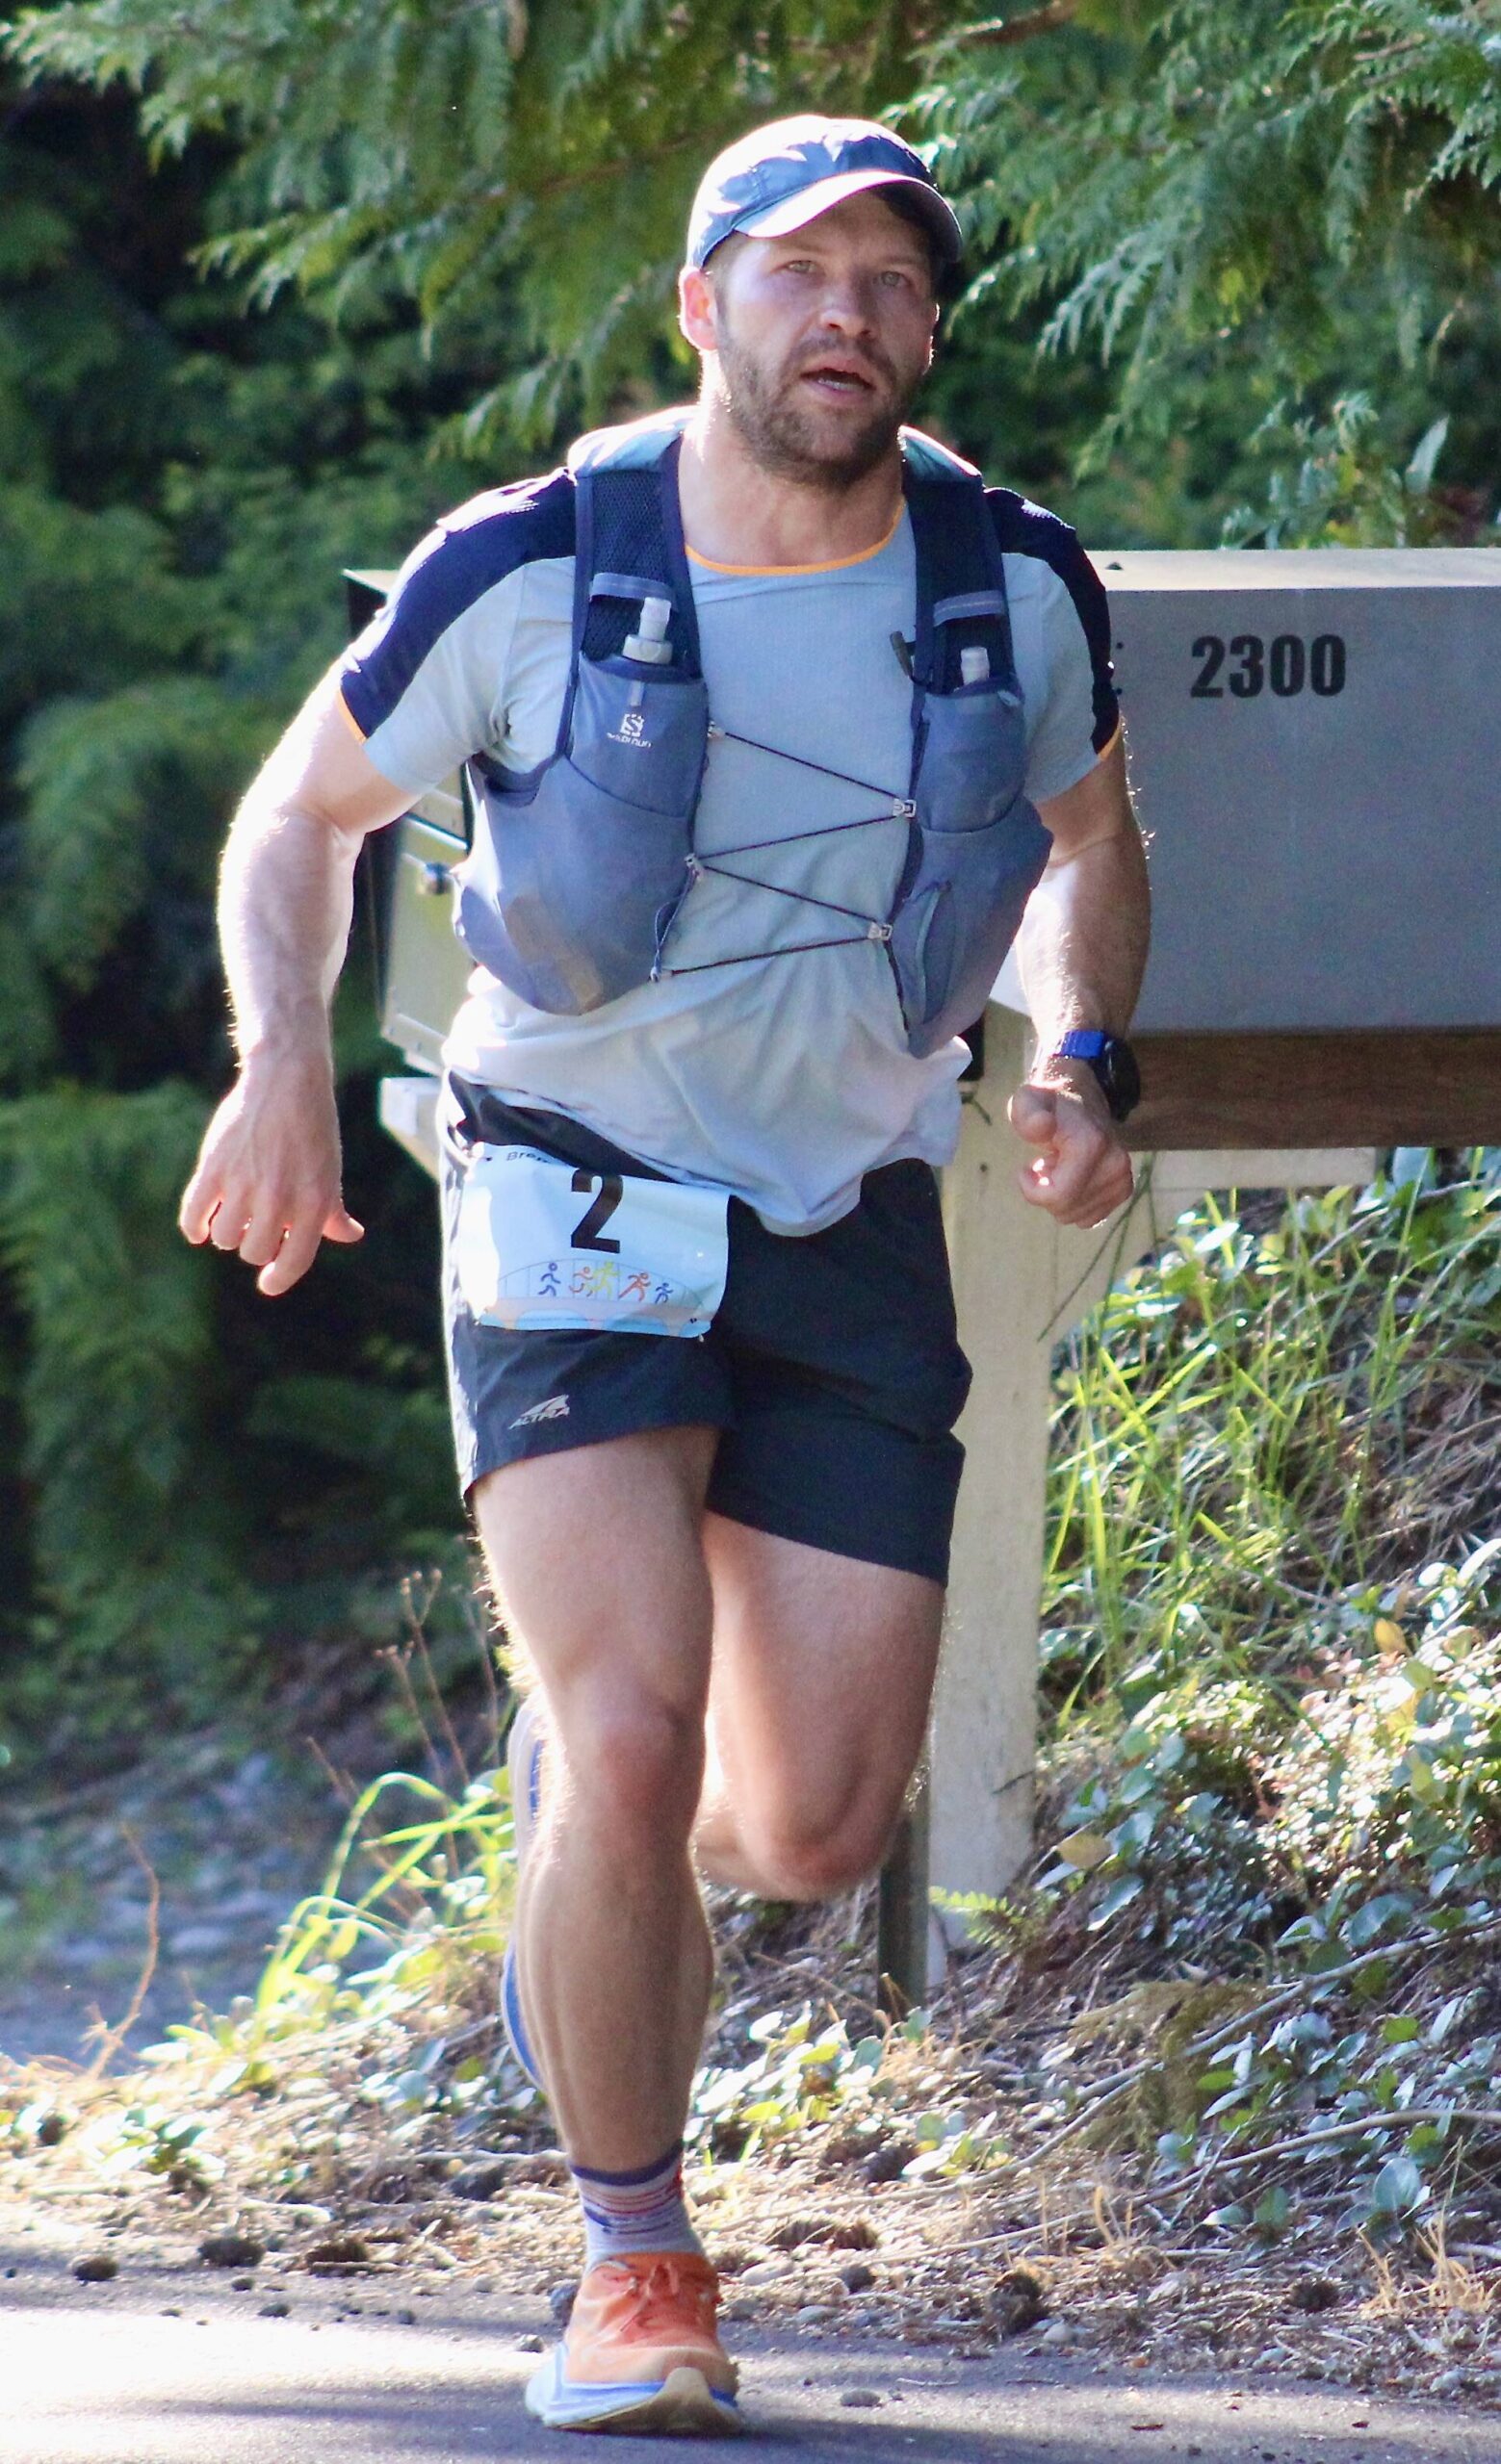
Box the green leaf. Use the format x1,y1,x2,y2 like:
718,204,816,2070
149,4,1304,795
1344,1895,1412,1949
1394,1660,1443,1698
1371,2156,1423,2215
1253,2185,1290,2239
1090,1874,1146,1928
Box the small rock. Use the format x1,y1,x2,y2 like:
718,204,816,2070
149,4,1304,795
35,2112,68,2146
72,2254,117,2283
517,2334,545,2353
862,2142,916,2186
840,2389,882,2408
509,2151,568,2186
1288,2274,1340,2314
304,2236,372,2272
548,2280,578,2328
738,2260,781,2287
395,2307,417,2325
721,2300,755,2323
841,2262,877,2295
821,2129,877,2168
199,2232,266,2270
258,2298,291,2319
991,2265,1047,2337
795,2304,838,2325
231,2276,254,2292
1039,2318,1076,2348
451,2160,512,2201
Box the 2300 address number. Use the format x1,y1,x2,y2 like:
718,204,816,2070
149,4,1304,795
1191,633,1346,699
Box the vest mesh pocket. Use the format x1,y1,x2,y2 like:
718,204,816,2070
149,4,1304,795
891,683,1052,1055
568,658,709,815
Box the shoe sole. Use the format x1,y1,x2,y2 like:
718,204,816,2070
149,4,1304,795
525,2360,742,2436
501,1697,546,2090
506,1692,544,1864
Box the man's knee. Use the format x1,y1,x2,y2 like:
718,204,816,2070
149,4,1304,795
730,1797,897,1903
556,1684,707,1841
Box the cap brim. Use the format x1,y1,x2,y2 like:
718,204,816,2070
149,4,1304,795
737,169,963,265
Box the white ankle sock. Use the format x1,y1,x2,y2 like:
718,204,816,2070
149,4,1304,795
571,2140,703,2267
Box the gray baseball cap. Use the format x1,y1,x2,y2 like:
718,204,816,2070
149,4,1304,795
686,115,963,271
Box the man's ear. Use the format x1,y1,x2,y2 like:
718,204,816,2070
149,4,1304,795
678,263,718,355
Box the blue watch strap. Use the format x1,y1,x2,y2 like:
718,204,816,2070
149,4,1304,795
1054,1030,1110,1061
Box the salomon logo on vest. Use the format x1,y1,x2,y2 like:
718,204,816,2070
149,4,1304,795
608,710,648,748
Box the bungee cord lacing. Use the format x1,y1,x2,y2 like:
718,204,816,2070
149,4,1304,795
650,719,912,981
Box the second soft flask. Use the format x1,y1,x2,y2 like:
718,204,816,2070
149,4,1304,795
623,595,673,665
620,595,672,729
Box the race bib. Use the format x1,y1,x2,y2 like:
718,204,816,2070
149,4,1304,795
453,1144,730,1339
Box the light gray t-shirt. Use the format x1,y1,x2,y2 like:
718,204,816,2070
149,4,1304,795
342,491,1117,1233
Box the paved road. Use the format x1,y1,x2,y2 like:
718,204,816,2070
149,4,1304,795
2,2284,1496,2464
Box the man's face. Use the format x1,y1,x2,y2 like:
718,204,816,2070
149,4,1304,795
687,191,940,488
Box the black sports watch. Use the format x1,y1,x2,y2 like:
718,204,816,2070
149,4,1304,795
1050,1029,1142,1123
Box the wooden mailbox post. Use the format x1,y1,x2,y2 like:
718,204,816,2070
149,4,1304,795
354,547,1501,1991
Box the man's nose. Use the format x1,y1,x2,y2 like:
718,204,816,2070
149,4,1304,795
815,275,879,334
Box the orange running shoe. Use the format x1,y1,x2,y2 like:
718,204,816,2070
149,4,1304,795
524,2250,742,2435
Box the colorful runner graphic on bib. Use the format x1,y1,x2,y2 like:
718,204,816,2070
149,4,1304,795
454,1145,730,1339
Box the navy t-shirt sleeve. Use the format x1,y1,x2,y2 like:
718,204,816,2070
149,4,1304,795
989,489,1121,805
338,472,576,793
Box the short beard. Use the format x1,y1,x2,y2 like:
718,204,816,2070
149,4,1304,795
713,321,920,492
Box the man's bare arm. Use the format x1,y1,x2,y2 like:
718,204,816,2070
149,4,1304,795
178,675,417,1296
1007,732,1150,1228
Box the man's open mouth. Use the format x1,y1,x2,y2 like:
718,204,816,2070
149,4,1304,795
797,360,881,398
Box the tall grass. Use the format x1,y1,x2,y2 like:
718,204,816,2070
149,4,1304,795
1042,1153,1501,1728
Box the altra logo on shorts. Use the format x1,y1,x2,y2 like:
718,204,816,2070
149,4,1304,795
608,708,649,749
510,1394,570,1429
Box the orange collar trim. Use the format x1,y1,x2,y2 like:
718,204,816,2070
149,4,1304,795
686,505,904,578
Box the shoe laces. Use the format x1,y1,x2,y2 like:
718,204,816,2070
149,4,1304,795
600,2255,714,2340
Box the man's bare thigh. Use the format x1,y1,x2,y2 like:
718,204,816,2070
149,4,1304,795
471,1425,719,1710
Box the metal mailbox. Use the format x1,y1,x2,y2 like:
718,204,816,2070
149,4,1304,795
1101,547,1501,1035
347,574,473,1079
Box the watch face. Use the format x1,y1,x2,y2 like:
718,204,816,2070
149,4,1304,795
1104,1039,1142,1120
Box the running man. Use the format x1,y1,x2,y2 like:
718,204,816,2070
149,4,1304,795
180,116,1149,2436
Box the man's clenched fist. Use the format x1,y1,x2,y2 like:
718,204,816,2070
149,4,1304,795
1007,1073,1133,1229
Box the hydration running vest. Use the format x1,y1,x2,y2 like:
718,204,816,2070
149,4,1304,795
453,407,1052,1060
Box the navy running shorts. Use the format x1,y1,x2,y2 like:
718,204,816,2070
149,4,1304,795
440,1075,972,1586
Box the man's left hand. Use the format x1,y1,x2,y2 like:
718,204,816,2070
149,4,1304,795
1008,1070,1134,1228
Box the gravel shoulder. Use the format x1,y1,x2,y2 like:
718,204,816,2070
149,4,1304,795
1,2196,1495,2464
